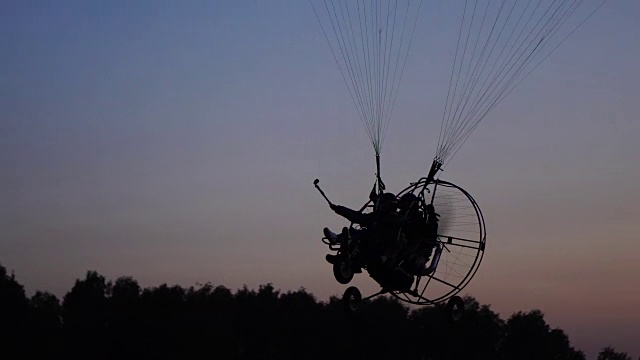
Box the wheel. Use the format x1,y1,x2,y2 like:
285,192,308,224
343,286,362,312
333,257,354,284
446,295,465,322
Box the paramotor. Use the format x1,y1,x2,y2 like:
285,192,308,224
310,0,607,317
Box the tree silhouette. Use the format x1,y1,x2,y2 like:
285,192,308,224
62,270,111,358
29,291,62,356
500,309,585,360
109,276,142,358
598,346,633,360
0,263,30,354
0,261,634,360
408,296,504,360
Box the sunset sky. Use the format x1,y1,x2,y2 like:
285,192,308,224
2,1,639,358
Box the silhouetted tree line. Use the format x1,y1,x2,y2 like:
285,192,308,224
0,262,635,360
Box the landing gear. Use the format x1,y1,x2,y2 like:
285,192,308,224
342,286,362,312
332,257,354,284
446,295,465,322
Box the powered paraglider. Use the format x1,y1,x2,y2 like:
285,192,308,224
310,0,608,316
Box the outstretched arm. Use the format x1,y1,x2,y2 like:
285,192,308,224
330,204,371,226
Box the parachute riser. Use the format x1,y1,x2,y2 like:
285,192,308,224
428,159,443,206
376,153,385,195
369,153,387,208
415,158,443,200
426,158,443,184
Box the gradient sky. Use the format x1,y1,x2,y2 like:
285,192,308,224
2,1,639,358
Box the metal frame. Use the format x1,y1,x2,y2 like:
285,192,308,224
323,177,487,307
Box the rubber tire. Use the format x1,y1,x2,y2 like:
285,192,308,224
343,286,362,312
333,257,354,284
446,295,465,322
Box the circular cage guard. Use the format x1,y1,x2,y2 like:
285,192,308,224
395,178,486,305
357,178,486,306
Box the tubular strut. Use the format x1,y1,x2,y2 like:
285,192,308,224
363,289,389,301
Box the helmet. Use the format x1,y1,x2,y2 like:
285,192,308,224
399,193,419,210
376,192,398,213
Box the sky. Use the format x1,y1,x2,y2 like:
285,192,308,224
2,1,639,358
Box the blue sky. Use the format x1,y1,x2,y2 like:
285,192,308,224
2,1,639,358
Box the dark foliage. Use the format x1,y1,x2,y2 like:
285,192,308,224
598,346,633,360
0,263,630,359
